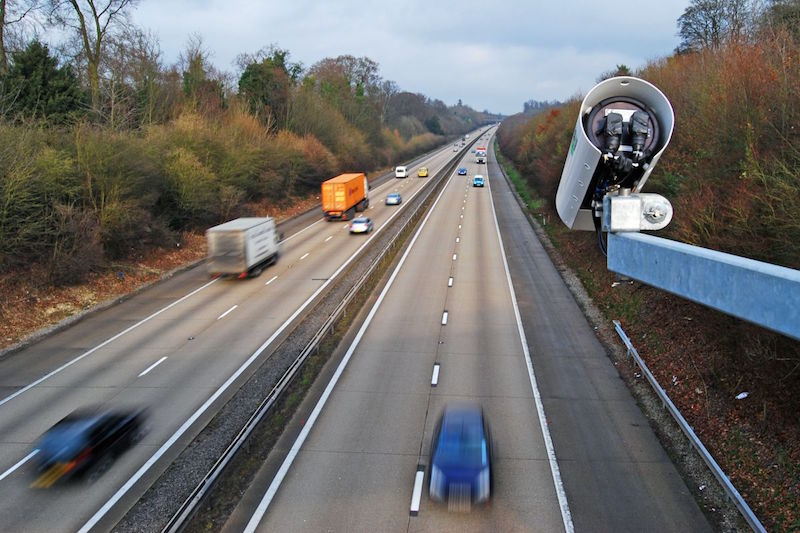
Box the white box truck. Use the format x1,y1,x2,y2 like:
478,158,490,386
206,217,280,278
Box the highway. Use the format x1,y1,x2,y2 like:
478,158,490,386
0,139,465,531
232,131,712,532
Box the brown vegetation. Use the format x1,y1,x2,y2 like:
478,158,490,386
497,17,800,530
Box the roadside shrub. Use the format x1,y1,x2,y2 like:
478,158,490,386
163,147,220,226
48,204,104,284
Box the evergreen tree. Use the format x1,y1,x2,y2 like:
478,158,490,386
2,40,85,123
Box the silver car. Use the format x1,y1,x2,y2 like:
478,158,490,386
349,217,374,234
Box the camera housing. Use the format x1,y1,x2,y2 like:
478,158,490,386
555,77,674,230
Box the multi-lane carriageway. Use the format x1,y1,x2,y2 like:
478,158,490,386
0,129,711,532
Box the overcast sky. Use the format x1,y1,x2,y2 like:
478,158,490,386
132,0,691,116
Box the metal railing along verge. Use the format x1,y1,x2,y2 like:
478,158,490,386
162,137,475,532
613,320,766,533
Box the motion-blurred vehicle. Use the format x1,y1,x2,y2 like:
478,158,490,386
418,167,429,177
395,166,408,178
385,193,402,205
472,175,485,187
206,217,281,279
453,145,459,152
471,148,476,154
429,404,493,509
457,167,468,176
32,407,147,488
349,217,374,234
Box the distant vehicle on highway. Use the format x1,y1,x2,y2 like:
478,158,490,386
453,145,459,152
385,193,402,205
429,404,493,509
472,175,485,187
349,217,374,234
457,167,467,176
321,173,370,221
32,407,147,488
418,167,429,177
395,166,408,178
471,148,476,154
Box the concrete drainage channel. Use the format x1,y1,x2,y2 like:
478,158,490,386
114,138,480,532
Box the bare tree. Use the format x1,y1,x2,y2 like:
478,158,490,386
677,0,755,52
48,0,137,118
1,0,41,75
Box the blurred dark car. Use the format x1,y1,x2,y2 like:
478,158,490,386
457,167,468,176
32,407,147,487
429,404,493,510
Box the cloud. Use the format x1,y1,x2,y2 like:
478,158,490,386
131,0,690,115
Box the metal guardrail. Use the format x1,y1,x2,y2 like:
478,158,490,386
608,232,800,341
163,135,474,533
612,320,766,533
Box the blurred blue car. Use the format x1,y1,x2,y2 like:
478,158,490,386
457,167,467,176
472,175,485,187
429,404,493,509
32,406,147,487
385,193,402,205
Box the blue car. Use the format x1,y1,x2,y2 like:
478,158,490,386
32,407,148,487
457,167,467,176
385,193,402,205
429,404,493,509
472,175,485,187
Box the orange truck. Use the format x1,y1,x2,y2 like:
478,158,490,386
321,173,370,221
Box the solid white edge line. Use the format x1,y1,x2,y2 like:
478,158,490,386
0,278,219,409
265,276,278,286
431,364,440,387
138,356,168,378
242,171,457,533
217,305,238,320
0,449,38,482
410,470,425,516
486,167,574,532
81,151,456,533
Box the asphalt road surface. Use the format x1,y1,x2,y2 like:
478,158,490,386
234,130,711,532
0,137,472,532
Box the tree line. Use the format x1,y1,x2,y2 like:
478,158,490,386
0,1,499,284
499,0,800,271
